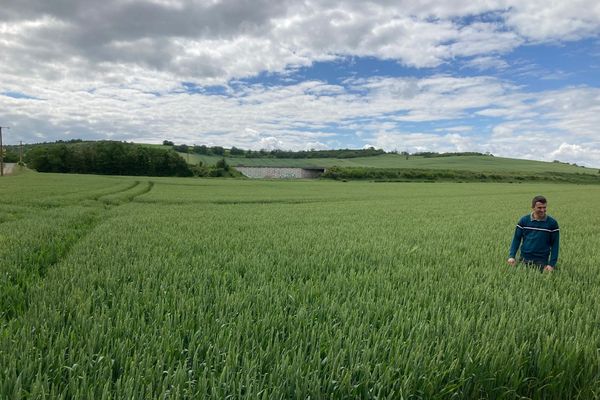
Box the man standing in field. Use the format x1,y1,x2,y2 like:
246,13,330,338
508,195,560,272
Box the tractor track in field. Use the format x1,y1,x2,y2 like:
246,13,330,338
98,181,154,205
1,211,102,321
92,180,141,201
0,181,155,226
1,180,155,321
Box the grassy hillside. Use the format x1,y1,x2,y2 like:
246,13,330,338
180,152,597,175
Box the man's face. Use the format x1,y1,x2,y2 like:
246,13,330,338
533,202,547,219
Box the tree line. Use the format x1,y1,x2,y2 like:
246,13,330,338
164,141,387,159
163,141,495,159
25,141,193,176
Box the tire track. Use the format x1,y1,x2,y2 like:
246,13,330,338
1,181,155,321
98,181,154,205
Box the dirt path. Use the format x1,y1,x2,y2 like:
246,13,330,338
2,163,16,175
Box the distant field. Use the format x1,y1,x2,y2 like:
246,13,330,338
181,152,598,174
1,171,599,398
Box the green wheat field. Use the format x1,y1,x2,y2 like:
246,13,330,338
1,171,599,399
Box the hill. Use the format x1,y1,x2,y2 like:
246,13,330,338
178,152,597,175
10,140,599,182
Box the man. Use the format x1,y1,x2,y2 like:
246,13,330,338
508,195,560,272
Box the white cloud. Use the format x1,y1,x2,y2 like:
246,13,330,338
1,0,597,85
462,56,509,71
2,72,600,164
506,0,600,42
366,131,479,153
550,143,600,166
444,126,473,132
1,1,600,166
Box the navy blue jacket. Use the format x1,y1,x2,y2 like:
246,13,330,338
509,214,560,266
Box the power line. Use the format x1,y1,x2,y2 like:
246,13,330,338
0,126,9,177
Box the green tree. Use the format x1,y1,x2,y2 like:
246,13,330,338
215,158,229,170
25,141,192,177
211,146,225,156
230,146,245,156
193,145,208,154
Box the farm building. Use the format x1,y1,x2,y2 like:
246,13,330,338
236,166,325,179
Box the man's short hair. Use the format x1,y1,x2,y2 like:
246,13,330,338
532,195,547,208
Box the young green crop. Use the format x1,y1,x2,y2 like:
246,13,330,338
1,172,599,399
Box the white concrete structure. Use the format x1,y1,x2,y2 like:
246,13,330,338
237,166,325,179
1,163,16,175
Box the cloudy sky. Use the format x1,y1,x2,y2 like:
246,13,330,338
1,0,600,166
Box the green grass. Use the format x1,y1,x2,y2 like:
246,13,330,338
1,171,600,399
182,153,598,175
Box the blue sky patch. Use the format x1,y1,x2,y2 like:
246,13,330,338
2,91,41,100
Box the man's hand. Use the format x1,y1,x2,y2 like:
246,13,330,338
507,257,516,266
544,265,554,272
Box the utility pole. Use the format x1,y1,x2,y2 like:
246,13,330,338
0,126,8,177
20,141,23,164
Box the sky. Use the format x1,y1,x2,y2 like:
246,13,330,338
1,1,600,167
